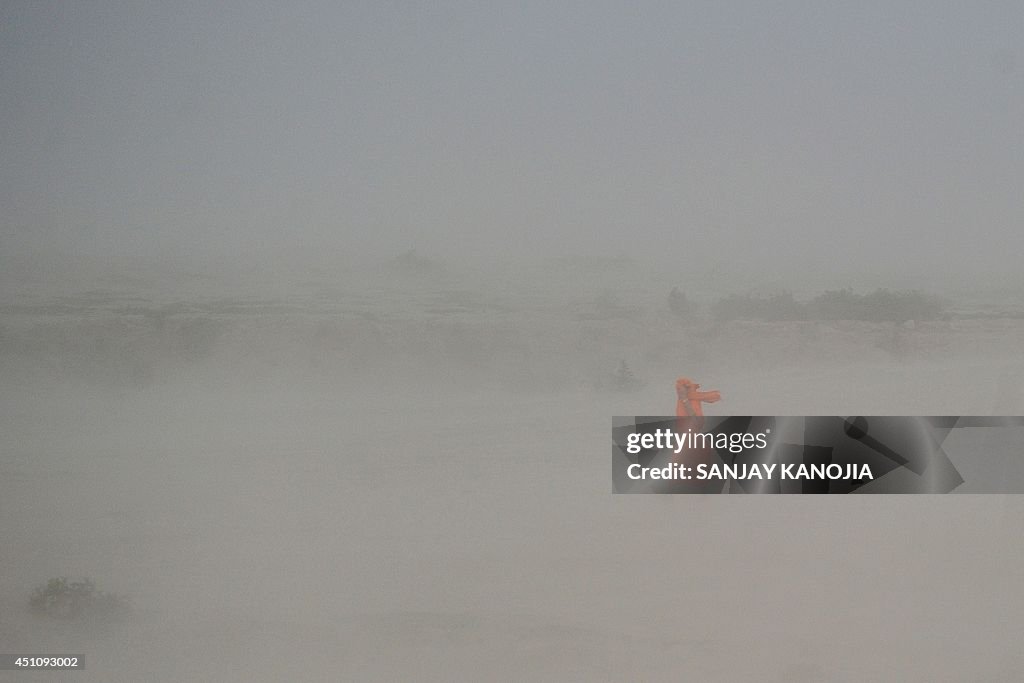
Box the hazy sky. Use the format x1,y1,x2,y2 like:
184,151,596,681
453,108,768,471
1,1,1021,276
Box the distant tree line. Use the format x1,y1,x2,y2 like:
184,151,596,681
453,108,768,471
701,288,945,323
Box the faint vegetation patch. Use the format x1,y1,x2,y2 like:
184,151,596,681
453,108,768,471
610,359,644,392
29,578,131,622
667,287,692,320
808,288,945,322
711,288,947,323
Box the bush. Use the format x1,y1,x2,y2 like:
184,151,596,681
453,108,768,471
668,287,692,319
611,360,643,392
29,578,130,621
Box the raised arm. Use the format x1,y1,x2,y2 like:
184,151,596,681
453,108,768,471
675,377,722,418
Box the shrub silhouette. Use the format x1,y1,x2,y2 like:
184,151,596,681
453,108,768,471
29,577,130,621
611,360,643,392
668,287,691,319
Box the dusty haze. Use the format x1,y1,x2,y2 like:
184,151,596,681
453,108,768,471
2,2,1023,681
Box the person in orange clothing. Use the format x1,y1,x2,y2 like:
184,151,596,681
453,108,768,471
662,377,724,493
675,377,721,418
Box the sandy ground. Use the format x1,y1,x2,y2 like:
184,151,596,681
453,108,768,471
2,282,1023,681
